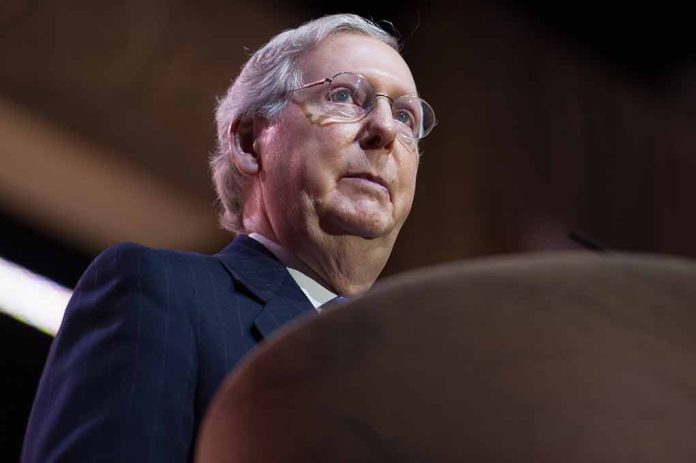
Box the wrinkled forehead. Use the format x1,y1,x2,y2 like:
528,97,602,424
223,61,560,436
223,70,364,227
298,33,418,97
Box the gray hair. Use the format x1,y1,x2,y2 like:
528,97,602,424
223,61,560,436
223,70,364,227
210,14,400,233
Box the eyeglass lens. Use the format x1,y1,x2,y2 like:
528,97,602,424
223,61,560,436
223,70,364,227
326,73,435,140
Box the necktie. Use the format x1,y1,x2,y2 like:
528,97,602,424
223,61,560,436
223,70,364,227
320,296,350,310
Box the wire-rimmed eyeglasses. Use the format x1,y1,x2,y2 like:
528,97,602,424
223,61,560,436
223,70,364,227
290,71,437,142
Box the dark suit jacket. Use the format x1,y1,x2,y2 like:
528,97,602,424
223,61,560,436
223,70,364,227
22,235,315,462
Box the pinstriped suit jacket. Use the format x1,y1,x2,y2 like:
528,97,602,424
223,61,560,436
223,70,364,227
22,235,315,462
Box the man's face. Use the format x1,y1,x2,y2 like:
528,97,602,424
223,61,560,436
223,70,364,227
255,33,420,247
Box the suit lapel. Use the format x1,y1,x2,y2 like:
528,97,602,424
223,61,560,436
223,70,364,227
216,235,315,340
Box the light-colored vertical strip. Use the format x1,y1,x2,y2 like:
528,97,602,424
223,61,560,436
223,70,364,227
0,256,71,336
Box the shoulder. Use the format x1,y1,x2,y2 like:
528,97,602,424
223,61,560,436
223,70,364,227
61,242,237,333
87,241,217,273
78,242,224,291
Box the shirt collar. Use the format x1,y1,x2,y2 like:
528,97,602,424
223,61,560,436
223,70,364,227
249,233,337,309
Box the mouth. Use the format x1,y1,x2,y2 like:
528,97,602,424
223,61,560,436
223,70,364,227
343,172,389,191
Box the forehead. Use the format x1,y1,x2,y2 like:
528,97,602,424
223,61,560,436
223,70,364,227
298,33,418,96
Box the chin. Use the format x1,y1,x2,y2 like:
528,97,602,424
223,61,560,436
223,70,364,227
318,210,394,239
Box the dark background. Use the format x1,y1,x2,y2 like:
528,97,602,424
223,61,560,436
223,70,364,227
2,0,695,460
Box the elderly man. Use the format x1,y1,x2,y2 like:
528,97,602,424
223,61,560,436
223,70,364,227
22,13,435,462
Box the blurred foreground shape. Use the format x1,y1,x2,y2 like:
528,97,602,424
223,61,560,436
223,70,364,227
198,252,696,463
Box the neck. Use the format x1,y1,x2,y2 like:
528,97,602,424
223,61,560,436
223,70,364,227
291,232,396,297
243,200,396,297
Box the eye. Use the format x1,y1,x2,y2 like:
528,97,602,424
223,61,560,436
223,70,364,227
329,87,355,104
394,109,416,128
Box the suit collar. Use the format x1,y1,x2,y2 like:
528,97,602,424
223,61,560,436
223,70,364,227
216,234,287,302
216,235,315,339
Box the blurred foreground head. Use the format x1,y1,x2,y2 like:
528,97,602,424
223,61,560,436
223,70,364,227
197,252,696,462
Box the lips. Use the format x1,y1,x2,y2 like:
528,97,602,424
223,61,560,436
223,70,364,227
343,172,389,190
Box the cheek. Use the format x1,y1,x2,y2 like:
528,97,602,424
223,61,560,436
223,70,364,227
400,155,419,194
267,108,361,194
304,128,357,184
315,122,359,156
394,155,419,216
276,139,341,201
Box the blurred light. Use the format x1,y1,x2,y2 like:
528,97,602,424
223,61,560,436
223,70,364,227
0,256,71,336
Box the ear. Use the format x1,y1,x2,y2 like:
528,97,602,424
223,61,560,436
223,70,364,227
228,116,261,176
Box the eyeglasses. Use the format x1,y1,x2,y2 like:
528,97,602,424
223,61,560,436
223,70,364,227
290,72,437,142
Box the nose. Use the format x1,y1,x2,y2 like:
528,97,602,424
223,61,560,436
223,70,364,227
358,97,397,151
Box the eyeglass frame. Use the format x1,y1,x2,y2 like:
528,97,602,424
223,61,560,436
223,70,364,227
288,71,437,142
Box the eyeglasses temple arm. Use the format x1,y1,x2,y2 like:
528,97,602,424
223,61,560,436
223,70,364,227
290,78,331,92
